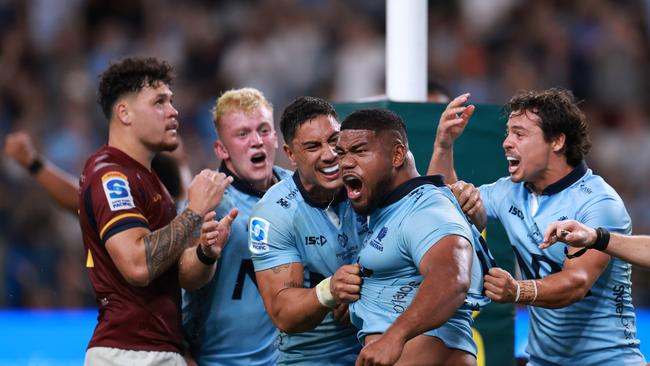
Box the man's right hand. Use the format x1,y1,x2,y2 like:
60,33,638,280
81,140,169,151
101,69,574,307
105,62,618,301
186,170,232,216
330,264,362,303
448,180,482,216
4,131,38,167
434,93,474,150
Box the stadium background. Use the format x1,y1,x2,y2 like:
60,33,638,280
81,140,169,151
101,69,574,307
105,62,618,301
1,0,649,364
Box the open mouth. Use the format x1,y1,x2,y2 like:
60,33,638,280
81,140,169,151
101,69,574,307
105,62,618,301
506,156,520,172
251,152,266,164
343,174,363,199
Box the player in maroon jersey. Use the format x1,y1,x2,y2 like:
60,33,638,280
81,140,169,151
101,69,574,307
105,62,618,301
79,56,237,365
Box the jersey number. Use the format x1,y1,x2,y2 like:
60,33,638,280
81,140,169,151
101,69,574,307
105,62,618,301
232,259,258,300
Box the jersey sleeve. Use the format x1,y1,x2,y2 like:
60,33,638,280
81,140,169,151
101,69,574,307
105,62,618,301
478,180,502,221
401,191,473,268
577,194,632,235
85,167,149,243
249,199,301,271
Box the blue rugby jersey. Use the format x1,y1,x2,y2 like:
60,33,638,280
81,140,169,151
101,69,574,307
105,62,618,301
182,164,291,366
349,176,492,356
249,172,365,365
479,161,645,365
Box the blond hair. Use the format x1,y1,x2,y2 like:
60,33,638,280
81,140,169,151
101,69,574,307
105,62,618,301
212,88,273,134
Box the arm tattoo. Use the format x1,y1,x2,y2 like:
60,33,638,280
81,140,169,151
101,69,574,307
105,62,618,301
272,263,290,274
144,208,203,280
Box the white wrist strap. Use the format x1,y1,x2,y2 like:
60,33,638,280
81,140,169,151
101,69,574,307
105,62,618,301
514,281,521,303
315,276,337,308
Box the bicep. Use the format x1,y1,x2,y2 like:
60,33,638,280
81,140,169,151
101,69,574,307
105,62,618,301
255,261,305,305
418,235,473,282
561,248,610,287
105,227,150,284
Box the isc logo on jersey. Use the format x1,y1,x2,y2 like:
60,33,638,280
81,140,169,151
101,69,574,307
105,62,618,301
249,217,270,254
102,171,135,211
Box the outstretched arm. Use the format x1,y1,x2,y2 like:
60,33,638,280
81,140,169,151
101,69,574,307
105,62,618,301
541,220,650,269
426,94,474,184
4,131,79,213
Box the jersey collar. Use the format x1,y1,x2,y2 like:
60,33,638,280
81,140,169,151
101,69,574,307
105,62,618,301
219,162,278,198
525,160,588,196
378,175,446,208
292,171,346,209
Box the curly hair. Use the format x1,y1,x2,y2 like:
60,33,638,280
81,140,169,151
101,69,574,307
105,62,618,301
97,57,174,119
280,96,338,144
505,88,591,166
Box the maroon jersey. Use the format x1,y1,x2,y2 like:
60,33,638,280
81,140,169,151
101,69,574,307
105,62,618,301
78,145,182,353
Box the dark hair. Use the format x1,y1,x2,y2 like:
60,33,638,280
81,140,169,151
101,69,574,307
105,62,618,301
97,57,174,119
505,88,591,166
341,108,408,147
279,96,338,144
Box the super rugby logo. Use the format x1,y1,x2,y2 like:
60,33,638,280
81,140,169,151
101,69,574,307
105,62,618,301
101,171,135,211
249,217,271,253
369,226,388,252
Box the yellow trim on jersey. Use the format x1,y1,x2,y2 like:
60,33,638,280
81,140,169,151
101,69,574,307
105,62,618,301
99,213,148,239
86,249,94,268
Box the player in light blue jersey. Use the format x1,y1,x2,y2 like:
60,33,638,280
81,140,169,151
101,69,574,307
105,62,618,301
429,89,645,365
183,88,290,366
249,97,364,365
336,108,493,366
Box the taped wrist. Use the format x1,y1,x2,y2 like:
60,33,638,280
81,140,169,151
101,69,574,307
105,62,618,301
515,280,538,305
315,276,337,308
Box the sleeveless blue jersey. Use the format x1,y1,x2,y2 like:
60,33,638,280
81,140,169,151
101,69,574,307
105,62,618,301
349,176,493,356
249,172,365,365
182,164,291,366
479,161,645,365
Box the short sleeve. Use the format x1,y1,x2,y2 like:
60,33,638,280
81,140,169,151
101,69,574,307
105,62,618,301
249,201,301,271
577,195,631,235
401,192,473,268
85,167,148,243
479,180,502,221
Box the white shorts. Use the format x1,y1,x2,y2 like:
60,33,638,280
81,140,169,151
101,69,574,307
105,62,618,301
85,347,187,366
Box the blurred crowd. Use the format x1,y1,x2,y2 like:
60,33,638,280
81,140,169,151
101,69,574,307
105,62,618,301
1,0,649,308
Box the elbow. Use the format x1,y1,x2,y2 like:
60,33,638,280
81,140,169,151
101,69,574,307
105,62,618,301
273,316,310,334
122,266,151,287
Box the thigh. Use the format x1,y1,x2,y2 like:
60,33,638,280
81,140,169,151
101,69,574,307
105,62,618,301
85,347,187,366
363,334,476,366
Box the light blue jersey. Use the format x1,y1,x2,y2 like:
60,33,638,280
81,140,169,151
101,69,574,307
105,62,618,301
249,172,365,365
182,164,291,366
349,176,493,356
479,161,645,366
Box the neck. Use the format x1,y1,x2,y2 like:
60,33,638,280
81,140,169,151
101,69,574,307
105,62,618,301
528,161,574,194
302,180,340,205
108,129,154,170
386,163,420,194
224,161,276,192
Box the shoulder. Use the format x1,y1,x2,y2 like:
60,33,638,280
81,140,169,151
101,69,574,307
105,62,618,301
254,178,301,218
272,166,293,181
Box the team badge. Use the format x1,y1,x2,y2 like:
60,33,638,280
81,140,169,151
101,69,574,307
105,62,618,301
249,216,271,253
101,171,135,211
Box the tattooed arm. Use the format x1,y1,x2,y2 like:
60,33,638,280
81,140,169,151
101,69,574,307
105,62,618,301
105,208,204,287
255,262,330,333
105,170,234,287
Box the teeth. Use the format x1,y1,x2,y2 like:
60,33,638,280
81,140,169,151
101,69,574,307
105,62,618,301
506,156,518,162
343,175,356,182
321,165,339,174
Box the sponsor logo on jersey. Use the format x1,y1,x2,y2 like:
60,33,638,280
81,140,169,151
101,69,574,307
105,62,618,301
337,233,348,248
249,217,271,253
508,205,524,220
369,226,388,252
276,188,299,209
305,235,327,246
101,171,135,211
